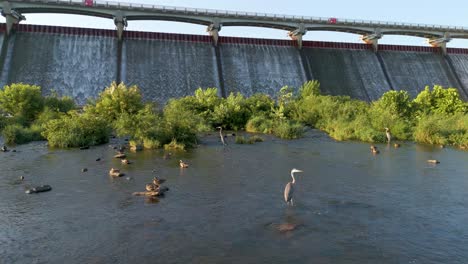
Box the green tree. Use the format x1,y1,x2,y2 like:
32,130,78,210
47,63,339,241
0,83,44,122
90,82,144,121
413,85,467,116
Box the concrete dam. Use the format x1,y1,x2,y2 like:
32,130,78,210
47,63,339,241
1,23,468,105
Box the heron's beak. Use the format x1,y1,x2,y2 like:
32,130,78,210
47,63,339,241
297,170,303,173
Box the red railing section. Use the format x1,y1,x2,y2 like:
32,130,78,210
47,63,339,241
3,23,468,54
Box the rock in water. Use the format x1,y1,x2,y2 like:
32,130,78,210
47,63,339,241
26,185,52,194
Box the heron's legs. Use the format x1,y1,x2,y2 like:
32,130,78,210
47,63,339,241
291,199,294,206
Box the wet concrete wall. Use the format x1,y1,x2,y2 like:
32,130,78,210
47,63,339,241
1,24,468,105
219,40,307,97
378,50,459,98
122,33,220,105
302,47,391,101
7,28,117,104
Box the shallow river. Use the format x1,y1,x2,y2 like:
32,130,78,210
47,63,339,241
1,131,467,264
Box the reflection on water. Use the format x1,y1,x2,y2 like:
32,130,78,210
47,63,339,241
1,131,468,264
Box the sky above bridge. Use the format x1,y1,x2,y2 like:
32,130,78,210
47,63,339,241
3,0,468,48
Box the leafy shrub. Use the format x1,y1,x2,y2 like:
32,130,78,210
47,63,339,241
213,92,251,130
42,111,110,148
44,92,76,113
2,124,43,145
164,139,186,151
273,120,304,139
143,138,161,149
90,82,143,121
246,114,275,134
413,85,467,117
235,136,248,144
372,90,413,119
245,94,274,114
414,113,468,146
298,80,321,99
0,83,44,122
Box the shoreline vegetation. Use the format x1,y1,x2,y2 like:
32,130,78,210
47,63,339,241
0,81,467,150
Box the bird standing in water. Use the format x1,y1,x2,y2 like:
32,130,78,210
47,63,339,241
216,126,227,146
284,168,304,206
385,127,392,143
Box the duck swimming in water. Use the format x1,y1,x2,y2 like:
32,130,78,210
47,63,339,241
153,177,166,185
370,145,379,154
146,183,157,192
109,168,124,177
179,160,189,168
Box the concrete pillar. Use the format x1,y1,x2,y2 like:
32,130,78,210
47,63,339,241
288,23,306,49
427,32,450,56
113,12,127,41
1,2,25,35
361,30,382,52
207,18,222,46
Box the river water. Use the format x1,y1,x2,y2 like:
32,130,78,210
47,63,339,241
1,130,467,264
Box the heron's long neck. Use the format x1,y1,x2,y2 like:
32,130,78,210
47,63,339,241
291,172,296,184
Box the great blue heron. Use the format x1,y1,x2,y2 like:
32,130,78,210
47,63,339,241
385,127,391,143
216,126,227,146
284,168,303,206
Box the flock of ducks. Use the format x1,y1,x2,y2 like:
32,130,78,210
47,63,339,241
107,145,191,197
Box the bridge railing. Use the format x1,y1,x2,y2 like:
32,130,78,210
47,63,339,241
11,0,468,32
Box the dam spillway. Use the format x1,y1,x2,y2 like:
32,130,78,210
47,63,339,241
1,23,468,104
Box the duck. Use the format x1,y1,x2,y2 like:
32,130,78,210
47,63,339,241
179,160,189,168
1,145,8,152
114,152,126,159
109,168,124,177
394,143,401,148
370,145,379,154
152,177,166,185
146,183,158,192
121,159,131,165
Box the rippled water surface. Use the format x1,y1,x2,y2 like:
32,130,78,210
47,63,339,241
1,131,467,264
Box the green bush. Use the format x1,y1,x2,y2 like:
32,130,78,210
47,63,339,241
246,114,275,134
235,135,248,144
2,124,43,145
245,94,274,114
413,85,467,117
44,92,76,113
213,92,251,130
414,113,468,146
143,138,161,149
42,111,110,148
0,83,44,122
273,120,304,139
164,139,186,151
90,82,144,121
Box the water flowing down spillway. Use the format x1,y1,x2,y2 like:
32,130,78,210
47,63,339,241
445,54,468,99
302,48,390,101
378,51,458,98
219,43,307,97
2,24,468,105
122,38,220,105
7,32,118,105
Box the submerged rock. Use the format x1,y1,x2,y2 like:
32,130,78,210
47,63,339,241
26,185,52,194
